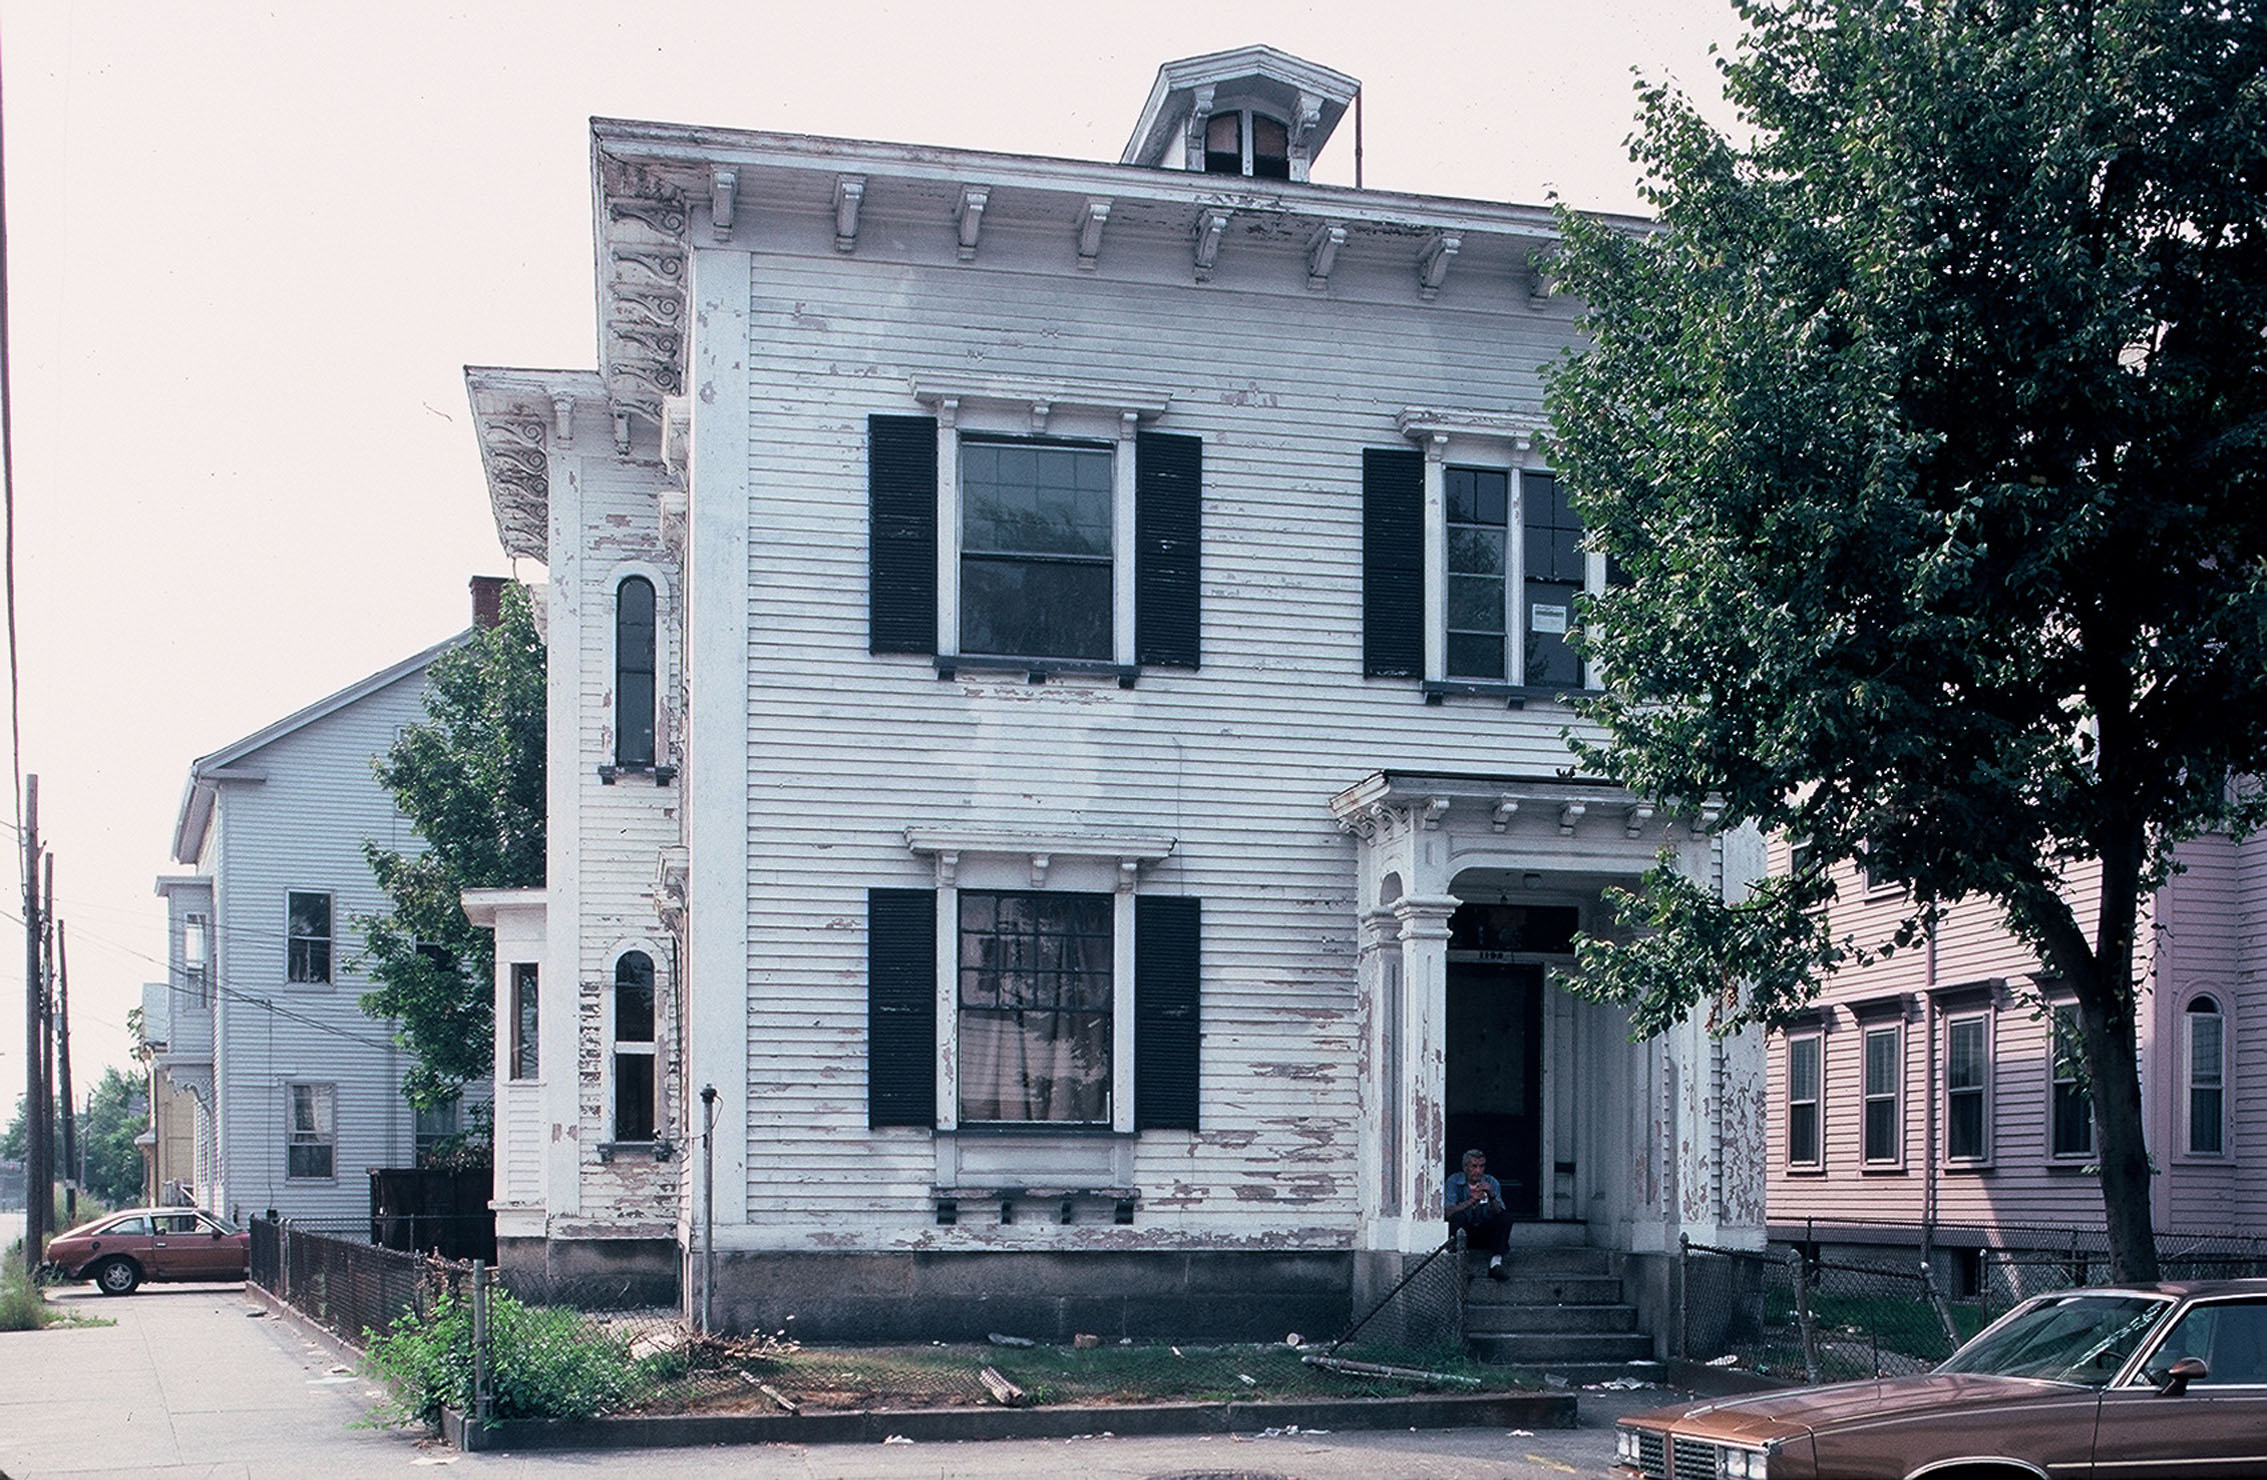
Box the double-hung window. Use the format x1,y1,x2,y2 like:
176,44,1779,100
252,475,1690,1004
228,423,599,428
286,1082,335,1179
1945,1012,1991,1163
613,951,658,1143
1862,1024,1901,1165
868,835,1199,1135
867,397,1200,677
2050,1003,2094,1159
2186,995,2225,1157
287,892,332,984
1786,1031,1823,1169
509,963,540,1081
1365,417,1600,698
414,1099,458,1162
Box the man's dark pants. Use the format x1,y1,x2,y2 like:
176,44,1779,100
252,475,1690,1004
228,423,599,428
1449,1205,1511,1259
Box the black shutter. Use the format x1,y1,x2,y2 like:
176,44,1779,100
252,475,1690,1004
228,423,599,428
869,415,938,654
868,888,937,1127
1362,447,1425,678
1135,894,1201,1131
1135,431,1203,669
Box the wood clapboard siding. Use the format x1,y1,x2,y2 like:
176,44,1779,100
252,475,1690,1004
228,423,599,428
199,664,445,1224
696,231,1594,1240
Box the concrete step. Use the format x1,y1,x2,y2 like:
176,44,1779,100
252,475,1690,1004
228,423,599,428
1465,1274,1628,1306
1459,1247,1621,1277
1469,1330,1657,1365
1464,1302,1640,1335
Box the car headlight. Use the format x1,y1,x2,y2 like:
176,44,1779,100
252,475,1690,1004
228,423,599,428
1616,1428,1637,1460
1719,1446,1769,1479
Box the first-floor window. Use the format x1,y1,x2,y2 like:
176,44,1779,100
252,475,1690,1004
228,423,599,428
958,890,1113,1123
286,1083,335,1179
1787,1032,1822,1168
2187,995,2225,1157
509,963,540,1081
613,951,657,1142
287,891,333,984
1945,1013,1991,1162
1862,1024,1901,1164
2051,1003,2094,1158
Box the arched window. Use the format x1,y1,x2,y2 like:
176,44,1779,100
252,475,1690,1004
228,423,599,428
2187,995,2225,1157
613,950,657,1142
616,577,656,769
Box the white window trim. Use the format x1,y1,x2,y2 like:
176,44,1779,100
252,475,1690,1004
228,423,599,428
604,559,676,776
1396,411,1596,691
1786,1028,1824,1171
1861,1022,1904,1168
1943,1009,1994,1166
914,381,1168,669
2183,993,2227,1161
285,889,335,988
2049,1001,2095,1162
904,828,1175,1135
284,1080,337,1182
605,944,663,1144
507,961,541,1083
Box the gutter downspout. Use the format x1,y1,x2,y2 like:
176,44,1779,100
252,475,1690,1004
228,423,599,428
1923,920,1939,1251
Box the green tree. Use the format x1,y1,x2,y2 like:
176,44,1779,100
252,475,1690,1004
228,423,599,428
2,1066,144,1209
359,582,546,1114
1548,0,2267,1281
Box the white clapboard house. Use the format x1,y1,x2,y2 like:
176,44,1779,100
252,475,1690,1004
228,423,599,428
148,593,495,1225
461,47,1765,1349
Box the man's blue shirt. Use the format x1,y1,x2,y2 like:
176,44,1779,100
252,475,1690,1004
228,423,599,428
1445,1170,1503,1214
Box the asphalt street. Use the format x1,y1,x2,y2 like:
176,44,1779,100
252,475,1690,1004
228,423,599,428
0,1279,1669,1479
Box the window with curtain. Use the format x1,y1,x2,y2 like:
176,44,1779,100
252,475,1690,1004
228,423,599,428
614,951,657,1141
1946,1013,1990,1161
286,1082,335,1179
957,890,1112,1123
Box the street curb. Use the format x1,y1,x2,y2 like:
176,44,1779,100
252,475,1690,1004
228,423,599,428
441,1388,1576,1453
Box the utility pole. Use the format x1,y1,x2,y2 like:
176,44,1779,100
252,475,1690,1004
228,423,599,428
21,775,47,1265
39,853,54,1228
57,918,75,1223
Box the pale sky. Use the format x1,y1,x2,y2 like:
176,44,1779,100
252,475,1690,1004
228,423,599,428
0,0,1741,1115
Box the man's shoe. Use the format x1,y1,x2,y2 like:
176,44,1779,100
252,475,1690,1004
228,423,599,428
1488,1259,1508,1282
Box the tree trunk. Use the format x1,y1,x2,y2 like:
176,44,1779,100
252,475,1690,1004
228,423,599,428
2078,981,2159,1283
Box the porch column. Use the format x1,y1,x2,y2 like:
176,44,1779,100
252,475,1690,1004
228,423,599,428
1391,893,1459,1255
1355,904,1401,1247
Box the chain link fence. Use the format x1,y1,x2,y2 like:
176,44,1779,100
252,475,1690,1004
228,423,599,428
256,1220,1517,1428
1680,1224,2267,1386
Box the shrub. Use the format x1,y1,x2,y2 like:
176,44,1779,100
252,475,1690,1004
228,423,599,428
362,1286,655,1426
0,1248,48,1332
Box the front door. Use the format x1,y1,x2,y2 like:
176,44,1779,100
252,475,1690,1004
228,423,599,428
1445,961,1544,1220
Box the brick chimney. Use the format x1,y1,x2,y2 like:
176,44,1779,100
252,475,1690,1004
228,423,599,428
469,575,508,630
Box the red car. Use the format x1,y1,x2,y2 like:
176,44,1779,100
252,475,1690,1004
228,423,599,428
43,1208,249,1295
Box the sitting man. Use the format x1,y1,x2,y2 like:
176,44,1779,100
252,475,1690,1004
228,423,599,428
1445,1147,1511,1281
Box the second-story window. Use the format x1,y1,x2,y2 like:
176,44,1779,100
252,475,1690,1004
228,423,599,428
180,911,211,1010
613,951,657,1142
960,439,1114,661
286,892,332,984
1945,1013,1991,1162
616,576,657,769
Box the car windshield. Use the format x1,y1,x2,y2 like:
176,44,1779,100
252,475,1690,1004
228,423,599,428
1938,1293,2176,1387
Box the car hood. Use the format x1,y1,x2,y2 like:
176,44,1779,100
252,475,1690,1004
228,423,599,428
1627,1373,2078,1442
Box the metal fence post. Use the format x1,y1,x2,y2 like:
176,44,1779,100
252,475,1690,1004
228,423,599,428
1792,1246,1821,1385
1919,1259,1959,1352
470,1260,491,1432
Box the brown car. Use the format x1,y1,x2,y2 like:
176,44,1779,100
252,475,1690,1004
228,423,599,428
1614,1279,2267,1479
42,1207,250,1295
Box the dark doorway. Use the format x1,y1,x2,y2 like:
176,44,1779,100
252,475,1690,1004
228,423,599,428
1445,961,1544,1220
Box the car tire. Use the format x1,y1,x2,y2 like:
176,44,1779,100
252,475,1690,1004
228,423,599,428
92,1257,141,1296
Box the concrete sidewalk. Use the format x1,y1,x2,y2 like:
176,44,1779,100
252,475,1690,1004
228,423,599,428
0,1280,1672,1478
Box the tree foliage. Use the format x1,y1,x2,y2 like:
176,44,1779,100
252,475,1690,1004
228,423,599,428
1548,0,2267,1280
4,1067,149,1209
359,583,545,1110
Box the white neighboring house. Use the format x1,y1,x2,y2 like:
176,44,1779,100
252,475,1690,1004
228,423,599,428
462,47,1765,1347
150,609,492,1225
